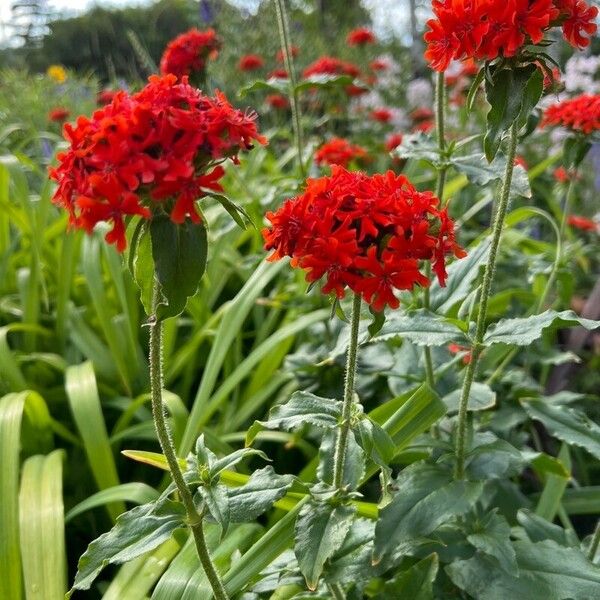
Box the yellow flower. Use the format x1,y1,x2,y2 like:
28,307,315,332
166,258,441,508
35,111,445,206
47,65,67,83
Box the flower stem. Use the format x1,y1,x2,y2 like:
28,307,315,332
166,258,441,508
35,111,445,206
588,519,600,561
423,71,448,389
149,281,229,600
454,121,519,480
333,292,362,489
274,0,305,177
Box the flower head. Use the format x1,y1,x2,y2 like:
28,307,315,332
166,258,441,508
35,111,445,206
370,108,394,123
97,89,117,106
542,94,600,135
347,27,377,46
160,28,221,79
276,45,299,63
266,94,289,110
263,166,465,311
267,68,288,79
314,138,367,168
238,54,264,72
50,75,265,251
48,107,70,122
423,0,597,71
303,56,361,79
567,215,599,232
47,65,67,83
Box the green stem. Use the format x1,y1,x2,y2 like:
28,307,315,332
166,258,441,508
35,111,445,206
329,583,347,600
454,121,519,480
333,293,362,489
149,281,229,600
423,71,448,389
274,0,305,177
588,519,600,561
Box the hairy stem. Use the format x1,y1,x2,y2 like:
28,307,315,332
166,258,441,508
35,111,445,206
274,0,305,177
333,293,362,489
149,281,229,600
454,121,519,479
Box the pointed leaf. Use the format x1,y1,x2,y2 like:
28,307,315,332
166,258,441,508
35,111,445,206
467,511,517,575
379,553,439,599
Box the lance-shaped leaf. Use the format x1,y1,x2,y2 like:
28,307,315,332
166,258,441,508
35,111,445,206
483,309,600,346
447,540,600,599
467,510,518,575
150,214,208,320
370,309,468,346
68,499,186,594
294,500,355,590
450,153,530,198
373,464,484,563
318,430,365,491
443,382,496,414
198,484,230,533
246,392,342,446
227,466,294,522
516,509,578,547
521,400,600,460
377,553,439,599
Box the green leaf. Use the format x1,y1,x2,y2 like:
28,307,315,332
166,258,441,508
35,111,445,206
393,133,442,165
294,500,355,590
564,137,592,168
65,361,123,521
378,553,439,599
443,382,496,414
466,438,523,480
295,74,355,93
246,391,342,446
467,510,517,575
65,483,159,523
150,214,208,320
450,153,530,198
522,400,600,460
68,499,186,594
226,466,294,522
198,484,230,533
484,64,537,161
370,309,467,346
132,222,154,316
356,417,396,468
483,309,600,346
429,238,490,313
238,79,288,98
517,67,543,128
373,464,484,563
466,68,485,112
209,193,254,230
447,540,600,599
516,509,577,547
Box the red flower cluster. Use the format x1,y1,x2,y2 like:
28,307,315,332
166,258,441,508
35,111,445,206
542,94,600,134
568,215,598,233
263,166,465,311
314,138,367,168
369,58,389,72
276,45,299,63
347,27,377,46
238,54,264,72
385,133,404,152
266,94,289,110
449,343,472,364
48,107,69,122
424,0,598,71
267,68,288,79
49,75,265,251
159,28,221,79
553,166,576,183
371,108,393,123
303,56,361,79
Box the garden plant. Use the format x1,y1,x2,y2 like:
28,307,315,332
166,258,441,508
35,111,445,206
1,0,600,598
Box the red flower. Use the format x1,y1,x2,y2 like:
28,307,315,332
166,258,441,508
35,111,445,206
514,156,528,170
413,120,434,133
369,58,389,72
371,108,393,123
276,45,299,63
542,94,600,134
411,107,434,122
423,0,595,71
238,54,264,72
97,90,117,106
553,166,572,183
267,68,288,79
262,166,465,311
568,215,598,232
266,94,289,110
449,343,472,364
49,75,265,251
385,133,403,152
314,137,367,168
303,56,361,79
347,27,377,46
48,107,69,122
160,28,221,78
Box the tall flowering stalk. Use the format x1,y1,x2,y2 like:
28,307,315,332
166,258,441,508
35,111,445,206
50,74,265,599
